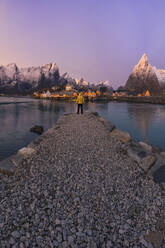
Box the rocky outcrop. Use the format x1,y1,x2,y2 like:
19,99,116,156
110,128,131,143
125,54,161,95
0,62,60,94
153,67,165,89
30,125,44,135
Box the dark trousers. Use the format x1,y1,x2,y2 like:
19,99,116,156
77,104,83,114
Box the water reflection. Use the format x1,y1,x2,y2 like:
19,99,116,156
0,99,76,160
87,102,109,112
1,98,165,161
126,104,157,143
87,101,165,150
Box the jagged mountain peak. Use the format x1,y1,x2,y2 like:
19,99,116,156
6,63,17,68
41,62,58,72
139,53,148,62
49,62,57,69
2,63,18,72
96,80,110,87
125,53,161,95
135,53,149,70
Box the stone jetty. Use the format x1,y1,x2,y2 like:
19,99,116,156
0,112,165,247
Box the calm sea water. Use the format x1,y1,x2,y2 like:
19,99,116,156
0,97,165,161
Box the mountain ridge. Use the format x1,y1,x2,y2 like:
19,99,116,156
0,62,62,94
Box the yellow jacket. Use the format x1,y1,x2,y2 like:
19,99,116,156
76,94,84,104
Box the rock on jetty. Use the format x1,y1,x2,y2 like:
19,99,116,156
0,112,165,247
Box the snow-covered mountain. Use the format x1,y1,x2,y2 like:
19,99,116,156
60,72,77,86
0,63,60,94
152,67,165,89
125,54,161,95
95,80,114,93
75,78,89,87
96,80,111,87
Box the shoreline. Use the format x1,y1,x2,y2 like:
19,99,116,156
2,94,165,105
32,95,165,105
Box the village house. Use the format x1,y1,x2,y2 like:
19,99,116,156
40,90,51,98
65,84,73,91
145,90,151,96
137,90,151,97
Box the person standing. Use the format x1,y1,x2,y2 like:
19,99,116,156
76,93,84,114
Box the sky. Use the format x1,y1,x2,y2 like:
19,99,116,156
1,0,165,88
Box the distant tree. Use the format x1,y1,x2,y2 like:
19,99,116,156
117,86,125,92
38,74,46,90
100,86,107,93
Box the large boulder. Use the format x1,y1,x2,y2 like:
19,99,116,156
17,147,35,157
110,128,131,143
30,125,44,135
126,141,156,172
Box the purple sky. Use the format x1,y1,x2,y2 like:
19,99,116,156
1,0,165,88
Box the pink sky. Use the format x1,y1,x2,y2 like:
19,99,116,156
1,0,165,88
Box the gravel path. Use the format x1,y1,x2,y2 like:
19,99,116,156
0,112,165,247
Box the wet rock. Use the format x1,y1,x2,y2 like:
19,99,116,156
30,125,44,135
127,141,147,161
152,145,162,154
139,155,156,172
139,141,152,152
17,147,35,157
127,141,156,171
110,128,131,143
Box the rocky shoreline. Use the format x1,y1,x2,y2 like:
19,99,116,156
0,112,165,247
